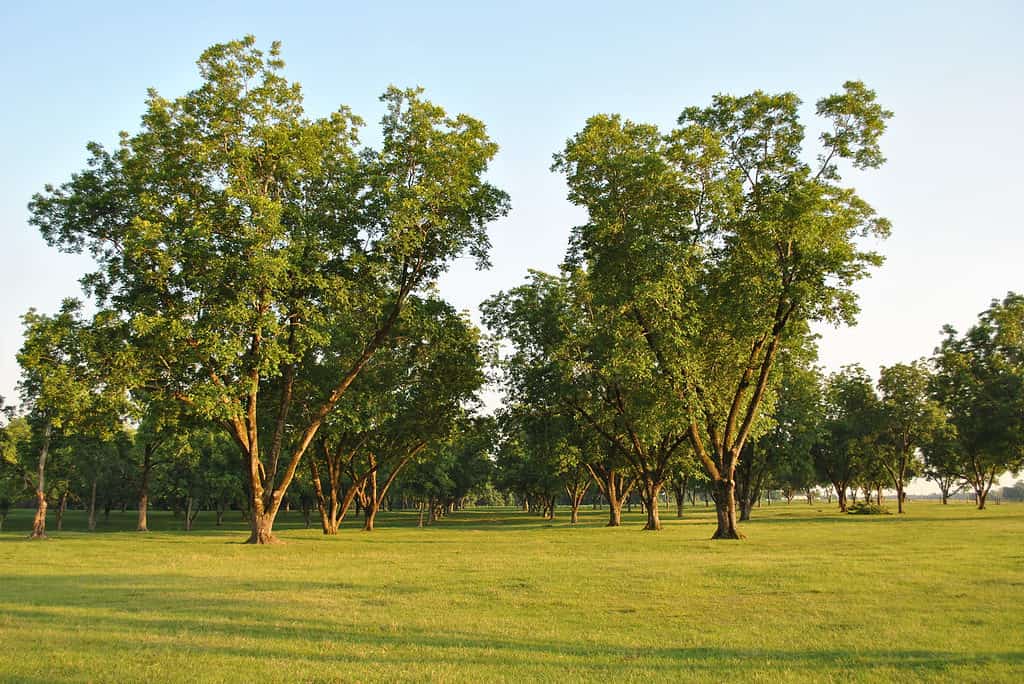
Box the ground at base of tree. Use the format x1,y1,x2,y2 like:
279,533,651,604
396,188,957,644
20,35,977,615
0,502,1021,682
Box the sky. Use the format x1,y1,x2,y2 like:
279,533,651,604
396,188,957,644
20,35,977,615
1,1,1022,491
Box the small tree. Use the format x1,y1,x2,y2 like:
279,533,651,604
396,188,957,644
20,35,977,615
931,293,1024,509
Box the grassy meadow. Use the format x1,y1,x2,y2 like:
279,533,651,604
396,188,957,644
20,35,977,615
0,500,1021,682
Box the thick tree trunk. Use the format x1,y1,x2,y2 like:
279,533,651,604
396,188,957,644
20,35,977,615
29,421,52,540
712,479,744,539
30,490,48,540
640,479,663,531
247,513,280,544
88,479,98,531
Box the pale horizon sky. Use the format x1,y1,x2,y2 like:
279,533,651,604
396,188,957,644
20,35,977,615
2,2,1021,493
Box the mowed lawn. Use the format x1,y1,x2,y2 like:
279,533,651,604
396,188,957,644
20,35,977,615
0,501,1021,682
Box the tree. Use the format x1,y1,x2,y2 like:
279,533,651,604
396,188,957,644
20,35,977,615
740,350,823,519
0,410,31,532
552,82,891,538
814,365,881,512
16,302,130,538
920,418,965,504
30,37,509,543
308,296,485,533
484,270,690,531
876,361,942,513
932,293,1024,509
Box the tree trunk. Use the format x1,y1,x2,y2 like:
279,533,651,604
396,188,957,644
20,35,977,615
55,490,68,531
640,479,663,531
363,499,379,531
247,513,279,544
832,481,848,512
711,479,744,539
29,421,52,540
88,479,98,531
417,502,425,528
738,495,751,522
137,444,154,532
185,496,194,531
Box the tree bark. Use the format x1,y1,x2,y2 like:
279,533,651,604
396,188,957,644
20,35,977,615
88,479,98,531
247,513,280,544
639,478,663,531
712,479,744,539
137,443,154,532
55,490,68,531
29,421,53,540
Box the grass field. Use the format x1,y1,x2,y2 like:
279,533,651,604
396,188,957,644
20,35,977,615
1,501,1022,682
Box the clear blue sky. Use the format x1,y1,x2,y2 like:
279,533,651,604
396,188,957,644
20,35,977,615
2,1,1022,476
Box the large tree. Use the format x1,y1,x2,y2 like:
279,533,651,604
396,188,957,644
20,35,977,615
553,82,891,538
30,37,508,543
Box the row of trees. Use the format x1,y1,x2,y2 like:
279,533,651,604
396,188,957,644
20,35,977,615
486,278,1023,527
2,37,1020,544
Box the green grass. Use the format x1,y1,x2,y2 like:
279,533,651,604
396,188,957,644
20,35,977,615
1,501,1022,682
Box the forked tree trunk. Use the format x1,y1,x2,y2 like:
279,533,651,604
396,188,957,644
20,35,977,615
29,421,53,540
364,500,379,531
712,479,744,539
639,478,663,531
831,481,848,512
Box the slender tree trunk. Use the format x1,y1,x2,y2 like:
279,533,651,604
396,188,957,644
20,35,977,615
363,500,379,531
55,491,68,531
88,479,98,531
137,444,154,532
29,421,53,540
712,479,744,539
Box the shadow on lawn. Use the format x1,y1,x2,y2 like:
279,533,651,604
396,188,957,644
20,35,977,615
0,572,1020,680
